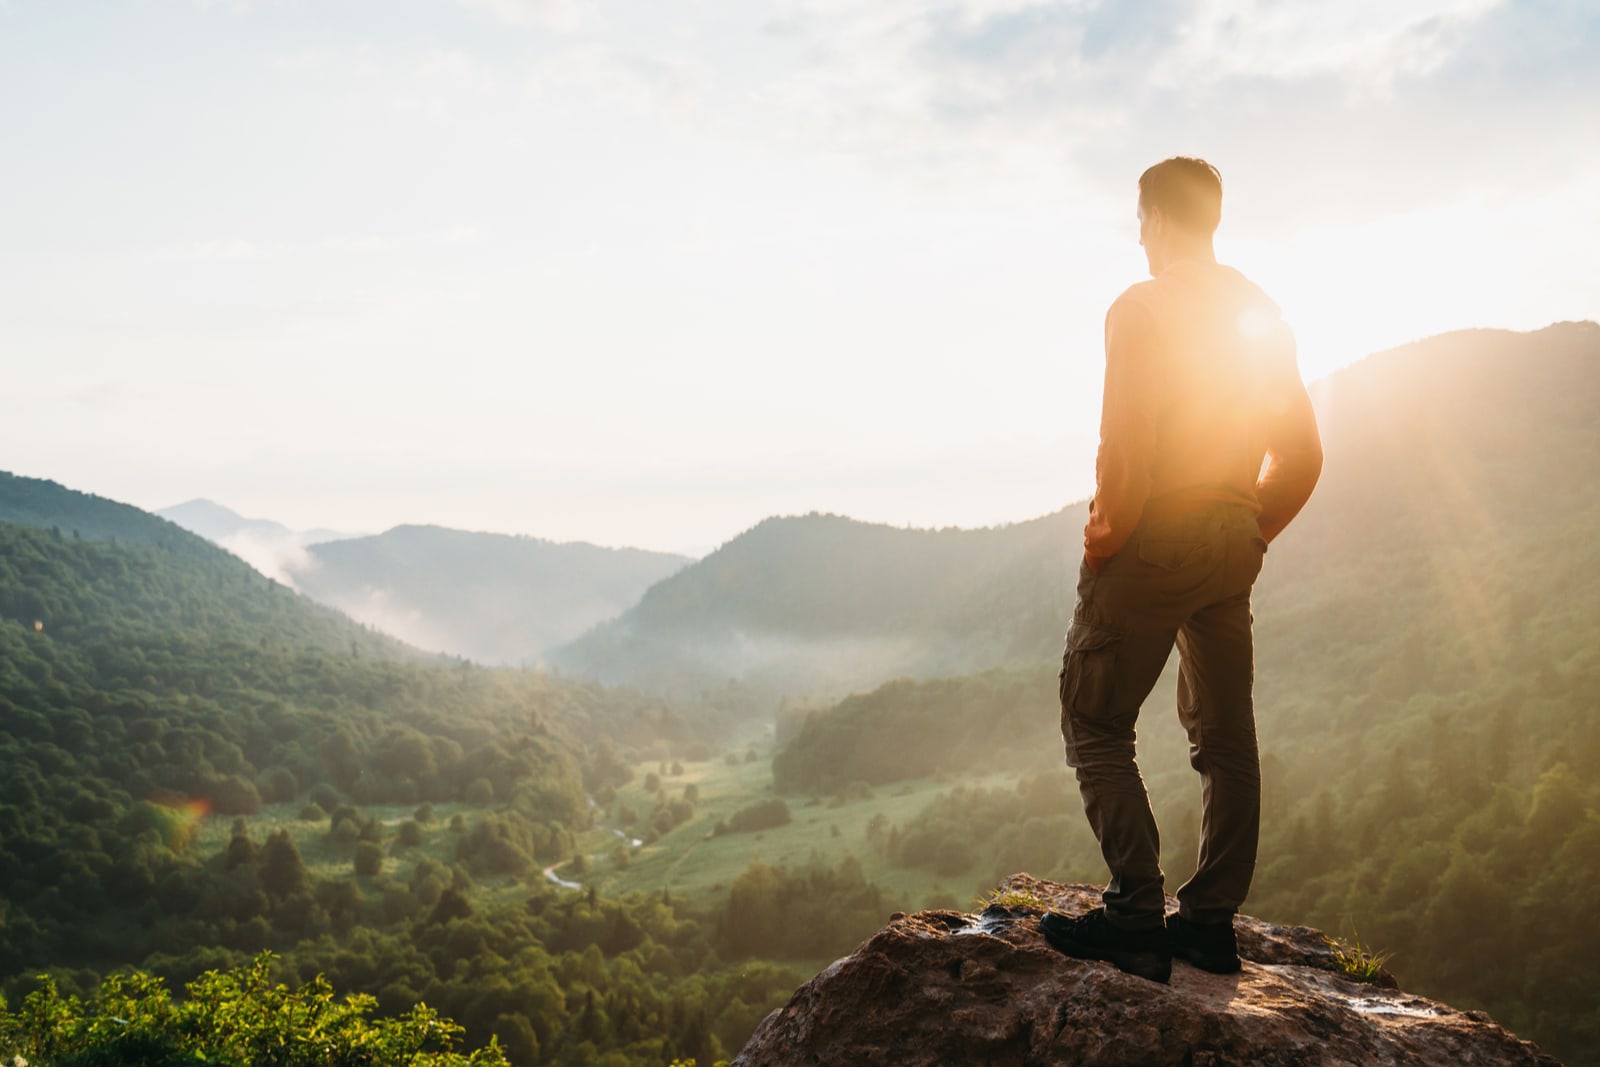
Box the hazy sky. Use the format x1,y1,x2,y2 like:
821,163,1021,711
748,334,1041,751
4,0,1596,554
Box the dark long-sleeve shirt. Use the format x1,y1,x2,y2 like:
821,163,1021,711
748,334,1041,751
1084,259,1323,564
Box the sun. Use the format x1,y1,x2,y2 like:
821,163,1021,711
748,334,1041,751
1228,198,1503,382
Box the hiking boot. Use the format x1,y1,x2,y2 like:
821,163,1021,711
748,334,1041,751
1039,908,1171,984
1167,913,1241,973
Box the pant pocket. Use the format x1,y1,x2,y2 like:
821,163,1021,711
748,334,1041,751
1060,620,1122,762
1136,538,1212,570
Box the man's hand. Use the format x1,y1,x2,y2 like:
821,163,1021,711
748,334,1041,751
1085,551,1113,573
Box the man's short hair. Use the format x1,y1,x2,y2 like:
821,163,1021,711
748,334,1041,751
1138,157,1223,235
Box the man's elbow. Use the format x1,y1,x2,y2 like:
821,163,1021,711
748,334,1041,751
1303,435,1325,487
1289,404,1324,488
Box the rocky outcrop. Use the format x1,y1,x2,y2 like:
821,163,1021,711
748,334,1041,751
734,875,1555,1067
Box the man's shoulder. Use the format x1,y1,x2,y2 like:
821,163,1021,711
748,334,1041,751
1215,264,1282,313
1106,280,1161,321
1112,277,1163,306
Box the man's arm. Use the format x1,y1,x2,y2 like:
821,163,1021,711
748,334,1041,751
1255,338,1323,543
1083,295,1160,568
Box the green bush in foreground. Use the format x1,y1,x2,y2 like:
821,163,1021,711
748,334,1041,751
0,952,506,1067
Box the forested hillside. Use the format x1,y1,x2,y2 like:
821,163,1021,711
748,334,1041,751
288,525,688,665
0,477,806,1064
3,473,238,553
1,474,418,661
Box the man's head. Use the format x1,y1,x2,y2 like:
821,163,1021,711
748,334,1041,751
1137,157,1222,275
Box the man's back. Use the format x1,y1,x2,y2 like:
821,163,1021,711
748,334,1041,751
1086,260,1321,561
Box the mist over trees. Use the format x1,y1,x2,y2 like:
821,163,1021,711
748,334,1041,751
288,525,689,666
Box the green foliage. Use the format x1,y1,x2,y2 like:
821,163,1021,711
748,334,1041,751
980,887,1045,911
717,799,791,836
717,857,883,959
870,773,1088,887
1327,929,1394,985
0,952,506,1066
353,842,384,878
771,670,1057,793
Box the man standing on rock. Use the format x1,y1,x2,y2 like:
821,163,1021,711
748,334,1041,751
1042,157,1323,984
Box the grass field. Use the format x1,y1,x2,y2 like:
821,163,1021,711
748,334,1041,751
196,731,1094,925
564,738,1024,912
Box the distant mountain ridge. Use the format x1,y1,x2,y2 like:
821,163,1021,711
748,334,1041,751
156,498,692,664
159,498,348,547
286,524,690,665
157,498,351,586
551,321,1600,698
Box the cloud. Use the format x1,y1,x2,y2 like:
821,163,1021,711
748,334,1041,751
454,0,580,32
523,44,712,124
746,0,1595,227
320,225,482,255
217,529,315,588
1154,0,1504,90
158,239,259,261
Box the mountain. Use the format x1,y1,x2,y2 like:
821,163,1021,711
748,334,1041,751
284,525,690,665
549,508,1083,696
161,498,303,545
551,321,1600,698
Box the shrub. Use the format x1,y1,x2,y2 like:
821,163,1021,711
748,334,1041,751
721,799,791,835
0,952,506,1065
354,841,384,877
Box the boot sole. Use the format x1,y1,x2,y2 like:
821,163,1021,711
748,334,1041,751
1173,946,1242,974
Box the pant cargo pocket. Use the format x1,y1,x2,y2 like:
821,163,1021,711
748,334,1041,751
1060,620,1122,763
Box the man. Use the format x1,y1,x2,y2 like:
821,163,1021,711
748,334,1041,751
1040,157,1323,984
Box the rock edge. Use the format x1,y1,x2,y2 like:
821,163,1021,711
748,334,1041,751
734,874,1556,1067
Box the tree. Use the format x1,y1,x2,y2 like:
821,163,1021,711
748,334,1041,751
354,841,384,877
257,831,309,900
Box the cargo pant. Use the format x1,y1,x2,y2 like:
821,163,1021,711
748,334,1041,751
1059,502,1268,929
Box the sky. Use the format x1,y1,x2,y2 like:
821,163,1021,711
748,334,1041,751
3,0,1597,556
